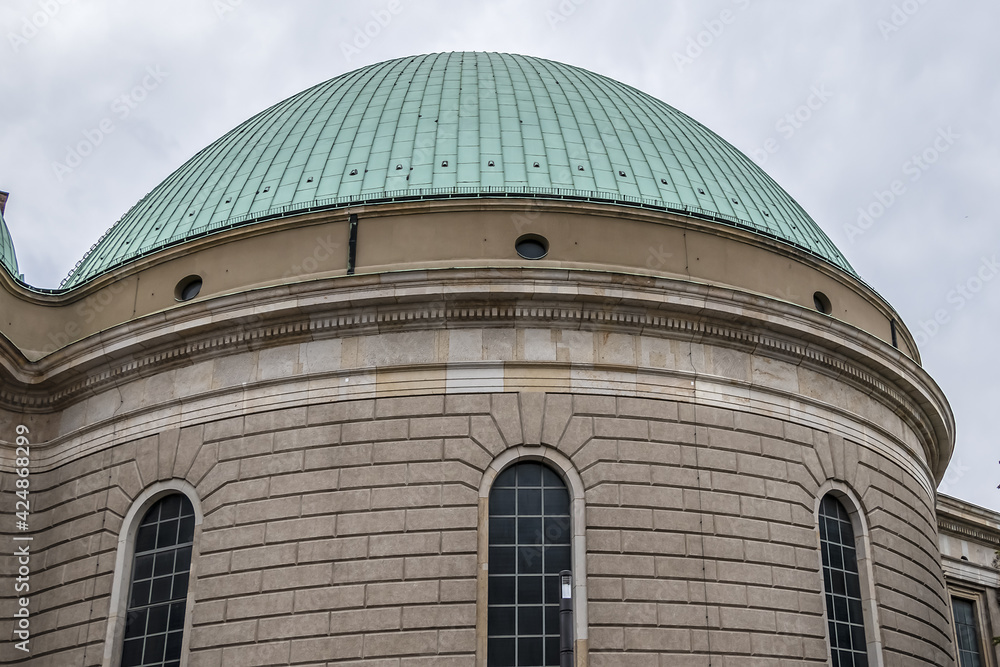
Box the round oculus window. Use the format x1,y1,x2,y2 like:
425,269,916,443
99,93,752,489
813,291,832,315
515,234,548,260
175,276,203,302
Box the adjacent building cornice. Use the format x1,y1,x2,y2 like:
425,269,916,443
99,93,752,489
937,494,1000,548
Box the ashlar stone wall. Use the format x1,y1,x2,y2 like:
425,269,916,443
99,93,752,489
4,391,954,666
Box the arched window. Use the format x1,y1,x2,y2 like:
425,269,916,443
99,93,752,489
487,461,572,666
819,494,869,666
120,494,195,667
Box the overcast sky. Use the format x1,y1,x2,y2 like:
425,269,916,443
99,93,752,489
1,0,997,511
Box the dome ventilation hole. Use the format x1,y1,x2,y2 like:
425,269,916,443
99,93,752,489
515,234,549,260
306,177,313,183
349,169,358,175
577,165,584,171
441,160,448,167
533,162,540,168
732,198,739,204
813,291,832,315
396,164,403,170
661,178,668,184
698,188,705,195
618,170,627,177
488,160,495,167
175,275,203,302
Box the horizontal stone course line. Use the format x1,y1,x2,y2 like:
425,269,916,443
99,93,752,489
868,514,940,558
6,512,111,550
582,525,818,552
2,298,916,431
192,562,473,581
866,482,940,522
591,557,819,577
867,513,949,567
0,586,110,626
583,482,813,514
877,620,955,651
870,570,951,614
9,370,938,504
0,633,105,662
870,585,952,628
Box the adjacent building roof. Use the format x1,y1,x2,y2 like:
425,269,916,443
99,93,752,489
63,52,854,287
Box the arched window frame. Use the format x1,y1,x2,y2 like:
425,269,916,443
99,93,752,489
815,482,884,667
102,480,203,667
476,446,588,667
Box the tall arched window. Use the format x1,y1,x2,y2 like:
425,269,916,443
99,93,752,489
120,494,195,667
487,461,572,666
819,493,869,666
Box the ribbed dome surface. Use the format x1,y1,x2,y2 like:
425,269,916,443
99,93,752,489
64,52,853,286
0,209,18,278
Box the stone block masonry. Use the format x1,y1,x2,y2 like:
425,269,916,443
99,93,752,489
10,390,955,665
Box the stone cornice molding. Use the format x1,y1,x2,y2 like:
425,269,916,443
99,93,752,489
0,268,952,480
937,518,1000,548
936,494,1000,547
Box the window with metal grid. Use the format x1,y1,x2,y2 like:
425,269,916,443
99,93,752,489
819,494,869,667
120,494,195,667
952,598,984,667
487,462,572,666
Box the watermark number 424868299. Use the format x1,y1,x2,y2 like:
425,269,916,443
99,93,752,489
11,425,33,654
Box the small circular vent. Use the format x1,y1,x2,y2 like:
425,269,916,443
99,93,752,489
515,234,549,260
813,291,832,315
175,275,203,302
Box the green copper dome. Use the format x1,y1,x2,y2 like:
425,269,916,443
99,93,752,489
63,52,853,287
0,208,18,278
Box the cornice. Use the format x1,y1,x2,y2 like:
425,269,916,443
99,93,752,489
0,268,952,480
937,518,1000,548
937,494,1000,547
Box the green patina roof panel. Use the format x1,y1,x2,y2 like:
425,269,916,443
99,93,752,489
0,208,18,277
63,52,854,286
